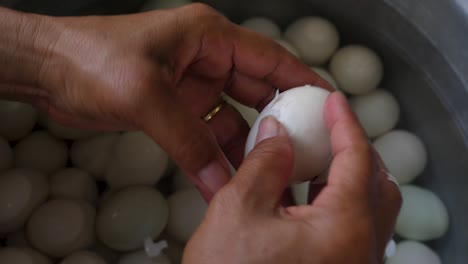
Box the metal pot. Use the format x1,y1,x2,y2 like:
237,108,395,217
1,0,467,262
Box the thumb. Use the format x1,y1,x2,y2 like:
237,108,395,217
228,116,294,212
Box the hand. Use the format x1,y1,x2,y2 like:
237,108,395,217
184,92,402,264
0,4,330,200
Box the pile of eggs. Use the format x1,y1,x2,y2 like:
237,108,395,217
0,0,449,264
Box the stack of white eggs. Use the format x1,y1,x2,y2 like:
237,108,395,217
238,16,447,264
0,2,448,264
0,97,206,264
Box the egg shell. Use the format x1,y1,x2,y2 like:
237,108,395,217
70,132,119,180
0,136,13,172
241,17,282,39
285,17,340,65
0,168,49,234
96,186,168,251
14,131,68,175
105,131,169,190
118,251,170,264
166,188,207,243
0,247,52,264
50,168,98,204
385,241,441,264
0,100,37,141
27,199,96,258
395,185,449,241
60,250,107,264
374,130,427,184
350,89,400,138
330,45,383,95
275,39,301,58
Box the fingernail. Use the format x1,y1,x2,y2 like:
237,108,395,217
199,161,230,193
256,116,285,144
386,172,400,188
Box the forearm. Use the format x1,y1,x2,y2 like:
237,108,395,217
0,7,59,99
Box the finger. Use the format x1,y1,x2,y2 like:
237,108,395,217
313,92,375,211
226,116,293,213
205,102,250,169
139,94,231,202
373,151,402,258
232,26,333,92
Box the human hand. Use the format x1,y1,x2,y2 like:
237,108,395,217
2,4,330,200
183,92,401,264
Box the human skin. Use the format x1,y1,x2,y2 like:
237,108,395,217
184,93,401,264
0,4,330,200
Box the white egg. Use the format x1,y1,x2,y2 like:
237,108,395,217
0,247,52,264
385,241,441,264
223,95,259,127
311,67,339,91
396,185,449,241
60,251,107,264
27,199,96,258
275,39,301,58
118,251,170,264
241,17,281,39
172,169,193,191
50,168,98,204
14,131,68,174
0,169,49,233
167,188,207,243
245,85,331,183
44,118,97,140
330,45,383,95
0,136,13,172
96,186,168,251
373,130,427,184
0,100,37,141
350,89,400,138
105,132,169,189
284,17,340,65
140,0,190,11
70,133,119,180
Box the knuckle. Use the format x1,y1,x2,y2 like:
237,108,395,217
248,138,293,162
173,131,214,171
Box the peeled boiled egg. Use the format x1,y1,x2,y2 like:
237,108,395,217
96,186,168,251
330,45,383,95
395,185,449,241
0,100,37,141
70,132,119,180
241,17,281,39
0,136,13,172
0,168,49,233
27,199,96,258
14,131,68,174
0,247,52,264
311,67,339,91
105,132,169,189
60,251,107,264
284,17,340,65
44,118,97,140
118,251,170,264
350,89,400,138
167,188,207,243
245,85,331,183
385,241,441,264
275,39,301,58
373,130,427,184
50,168,98,204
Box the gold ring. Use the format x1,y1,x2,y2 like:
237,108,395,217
203,99,226,122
